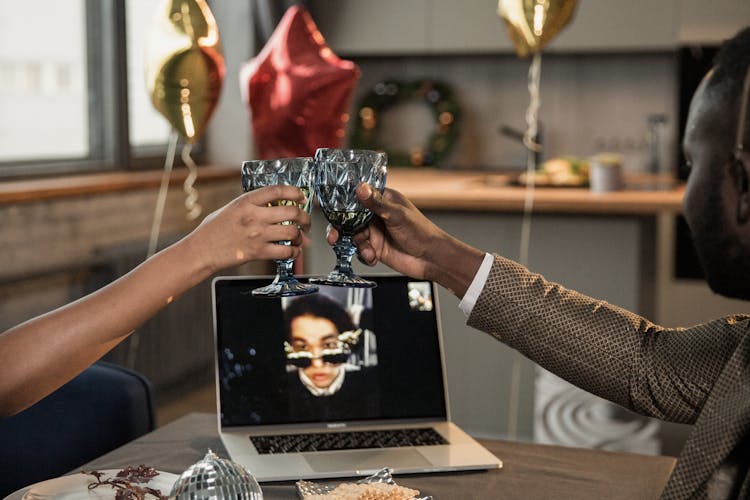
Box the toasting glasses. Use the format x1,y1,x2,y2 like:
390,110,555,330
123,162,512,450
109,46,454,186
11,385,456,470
241,157,318,298
309,148,387,288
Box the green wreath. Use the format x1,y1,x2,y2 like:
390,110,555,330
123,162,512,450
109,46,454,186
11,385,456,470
348,79,461,167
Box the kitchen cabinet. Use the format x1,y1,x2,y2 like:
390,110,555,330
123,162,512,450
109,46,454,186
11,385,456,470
548,0,677,52
434,0,679,53
309,0,747,56
309,0,430,55
309,0,678,55
430,0,513,53
677,0,750,44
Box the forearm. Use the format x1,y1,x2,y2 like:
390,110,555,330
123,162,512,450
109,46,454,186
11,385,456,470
423,233,485,299
468,255,748,424
0,237,212,416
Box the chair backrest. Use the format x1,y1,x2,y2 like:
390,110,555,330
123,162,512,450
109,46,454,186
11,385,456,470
0,361,155,496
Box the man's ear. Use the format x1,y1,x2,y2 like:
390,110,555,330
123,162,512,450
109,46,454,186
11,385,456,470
736,152,750,224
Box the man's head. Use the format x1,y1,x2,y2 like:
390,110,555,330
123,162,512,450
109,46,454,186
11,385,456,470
283,294,356,390
683,26,750,299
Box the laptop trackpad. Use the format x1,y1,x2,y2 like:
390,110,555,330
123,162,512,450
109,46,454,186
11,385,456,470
305,449,431,473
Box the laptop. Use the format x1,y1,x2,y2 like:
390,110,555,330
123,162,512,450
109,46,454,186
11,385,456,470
211,274,502,482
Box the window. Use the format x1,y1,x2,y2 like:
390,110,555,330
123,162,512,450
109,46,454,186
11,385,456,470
126,0,171,150
0,0,172,178
0,1,88,163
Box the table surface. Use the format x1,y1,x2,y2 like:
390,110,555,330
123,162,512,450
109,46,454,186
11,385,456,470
60,412,677,500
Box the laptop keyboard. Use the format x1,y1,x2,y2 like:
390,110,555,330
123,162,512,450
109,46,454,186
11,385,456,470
250,428,448,454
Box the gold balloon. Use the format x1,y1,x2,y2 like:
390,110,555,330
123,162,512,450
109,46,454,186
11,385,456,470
146,0,225,143
497,0,578,58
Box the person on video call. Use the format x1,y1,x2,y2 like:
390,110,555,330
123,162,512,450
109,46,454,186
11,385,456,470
0,185,311,418
327,27,750,500
283,293,379,420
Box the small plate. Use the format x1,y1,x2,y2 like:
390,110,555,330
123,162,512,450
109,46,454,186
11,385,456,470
12,469,178,500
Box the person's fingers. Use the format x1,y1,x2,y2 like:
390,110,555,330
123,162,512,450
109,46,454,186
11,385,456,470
296,211,312,233
244,185,306,206
357,185,404,222
278,224,301,241
264,224,300,242
350,225,377,265
265,205,306,225
356,250,370,266
351,226,370,246
265,243,300,261
356,184,382,215
356,245,378,266
300,230,312,247
289,227,304,247
325,224,338,245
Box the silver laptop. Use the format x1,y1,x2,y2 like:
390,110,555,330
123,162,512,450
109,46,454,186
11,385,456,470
211,274,502,482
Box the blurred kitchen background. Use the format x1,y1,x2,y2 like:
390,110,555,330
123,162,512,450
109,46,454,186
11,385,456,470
1,0,749,458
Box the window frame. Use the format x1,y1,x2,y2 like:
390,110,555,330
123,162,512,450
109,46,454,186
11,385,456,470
0,0,198,180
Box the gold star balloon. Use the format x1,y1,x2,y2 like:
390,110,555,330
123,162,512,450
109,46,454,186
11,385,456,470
146,0,225,143
497,0,579,58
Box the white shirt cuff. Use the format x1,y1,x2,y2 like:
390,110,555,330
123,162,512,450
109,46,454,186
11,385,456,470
458,252,494,317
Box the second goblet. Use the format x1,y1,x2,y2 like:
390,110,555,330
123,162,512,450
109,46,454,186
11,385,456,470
310,149,387,288
241,157,318,298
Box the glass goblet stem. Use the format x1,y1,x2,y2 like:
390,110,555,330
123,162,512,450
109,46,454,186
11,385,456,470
274,253,294,280
332,234,357,276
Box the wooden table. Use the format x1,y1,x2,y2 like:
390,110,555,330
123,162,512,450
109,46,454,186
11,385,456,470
63,413,677,499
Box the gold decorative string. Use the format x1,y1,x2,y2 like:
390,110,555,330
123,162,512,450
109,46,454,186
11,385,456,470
130,130,180,369
146,130,179,260
181,143,202,221
507,51,543,441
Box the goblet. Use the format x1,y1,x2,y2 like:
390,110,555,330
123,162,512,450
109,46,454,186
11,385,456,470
241,157,318,298
310,148,387,288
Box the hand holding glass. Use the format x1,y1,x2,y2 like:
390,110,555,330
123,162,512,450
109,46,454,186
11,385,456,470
241,157,318,297
310,149,387,288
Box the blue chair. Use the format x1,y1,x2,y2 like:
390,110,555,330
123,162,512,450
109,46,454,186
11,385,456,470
0,361,155,496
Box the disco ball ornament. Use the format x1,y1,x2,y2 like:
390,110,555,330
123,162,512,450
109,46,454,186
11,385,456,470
170,450,263,500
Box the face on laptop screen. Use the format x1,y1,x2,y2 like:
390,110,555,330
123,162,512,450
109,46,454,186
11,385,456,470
214,276,447,427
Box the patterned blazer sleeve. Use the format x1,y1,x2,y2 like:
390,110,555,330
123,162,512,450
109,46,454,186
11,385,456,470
467,254,750,424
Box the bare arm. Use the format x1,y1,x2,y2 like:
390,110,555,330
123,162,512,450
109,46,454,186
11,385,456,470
0,185,311,416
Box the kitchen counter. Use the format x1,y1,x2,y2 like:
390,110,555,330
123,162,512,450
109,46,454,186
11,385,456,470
0,166,683,215
386,168,684,215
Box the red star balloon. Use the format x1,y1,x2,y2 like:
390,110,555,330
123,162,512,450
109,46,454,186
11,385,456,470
240,5,360,159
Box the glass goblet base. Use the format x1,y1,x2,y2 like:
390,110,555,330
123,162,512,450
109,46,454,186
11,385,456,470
251,277,318,298
309,270,377,288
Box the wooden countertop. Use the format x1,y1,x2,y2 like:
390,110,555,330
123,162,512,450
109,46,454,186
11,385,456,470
387,168,685,215
0,165,239,204
0,165,685,216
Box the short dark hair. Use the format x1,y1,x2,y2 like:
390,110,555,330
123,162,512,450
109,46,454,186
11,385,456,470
711,26,750,93
283,294,355,339
702,27,750,148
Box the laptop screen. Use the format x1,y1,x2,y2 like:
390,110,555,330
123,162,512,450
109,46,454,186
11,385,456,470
213,275,448,428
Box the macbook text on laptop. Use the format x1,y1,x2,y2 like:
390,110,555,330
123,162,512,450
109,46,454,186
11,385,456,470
212,274,502,482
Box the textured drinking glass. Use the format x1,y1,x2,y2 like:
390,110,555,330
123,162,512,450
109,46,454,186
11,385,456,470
241,157,318,298
310,148,387,288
